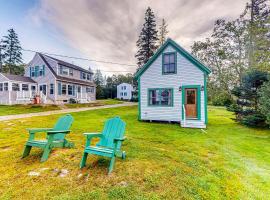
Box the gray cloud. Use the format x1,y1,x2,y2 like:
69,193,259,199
29,0,247,75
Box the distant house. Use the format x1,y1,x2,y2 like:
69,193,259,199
117,83,133,100
0,53,96,105
135,39,211,128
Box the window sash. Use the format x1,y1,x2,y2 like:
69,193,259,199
62,84,67,95
4,83,8,91
50,84,54,95
163,53,176,74
22,84,29,91
12,83,20,91
0,83,3,91
148,89,173,106
68,85,73,95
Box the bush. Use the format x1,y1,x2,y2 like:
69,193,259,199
69,98,77,104
212,93,232,106
259,80,270,126
240,112,266,127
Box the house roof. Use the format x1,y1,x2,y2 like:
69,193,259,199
134,38,211,79
43,54,93,74
1,73,36,83
38,53,95,86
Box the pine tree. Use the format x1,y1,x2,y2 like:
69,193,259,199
93,69,105,99
0,39,3,72
135,7,158,71
244,0,270,71
2,28,23,74
158,18,169,46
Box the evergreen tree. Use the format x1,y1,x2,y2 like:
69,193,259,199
232,70,268,127
0,39,3,72
244,0,270,71
93,69,104,99
2,29,23,74
158,18,169,46
135,7,158,71
259,79,270,126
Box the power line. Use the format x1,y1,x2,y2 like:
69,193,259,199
22,48,137,69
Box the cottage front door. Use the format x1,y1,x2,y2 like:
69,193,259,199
185,88,197,118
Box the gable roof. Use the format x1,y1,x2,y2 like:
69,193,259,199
38,53,95,86
44,54,93,74
1,73,36,83
135,38,211,79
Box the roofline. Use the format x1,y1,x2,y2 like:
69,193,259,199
43,54,93,74
38,53,95,86
134,38,211,79
0,73,36,83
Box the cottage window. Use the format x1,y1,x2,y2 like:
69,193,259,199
82,73,86,80
22,84,29,91
124,92,127,96
50,84,54,94
163,52,176,74
86,86,94,93
69,69,73,76
31,67,35,77
68,85,73,95
62,84,67,95
87,74,91,80
4,83,8,91
12,83,20,91
148,88,173,106
0,83,3,91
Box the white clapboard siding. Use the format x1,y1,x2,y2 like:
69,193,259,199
140,45,205,123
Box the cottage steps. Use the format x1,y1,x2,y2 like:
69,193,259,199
180,120,206,129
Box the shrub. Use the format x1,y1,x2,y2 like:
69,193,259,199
69,98,77,104
259,80,270,126
212,93,232,106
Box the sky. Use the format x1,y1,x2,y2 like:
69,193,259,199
0,0,247,76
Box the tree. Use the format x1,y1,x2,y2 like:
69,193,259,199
158,18,169,46
2,29,23,74
135,7,158,71
244,0,270,71
0,39,3,72
93,69,105,99
232,70,268,127
259,79,270,126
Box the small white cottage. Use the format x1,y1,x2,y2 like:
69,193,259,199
117,83,133,100
135,38,211,128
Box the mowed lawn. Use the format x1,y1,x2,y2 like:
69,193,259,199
0,106,269,199
0,99,123,116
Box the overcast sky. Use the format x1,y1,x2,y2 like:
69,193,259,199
0,0,247,75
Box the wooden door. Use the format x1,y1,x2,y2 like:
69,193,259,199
185,88,197,118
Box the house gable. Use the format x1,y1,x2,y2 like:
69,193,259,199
135,38,211,79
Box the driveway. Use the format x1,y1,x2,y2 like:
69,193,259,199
0,102,137,121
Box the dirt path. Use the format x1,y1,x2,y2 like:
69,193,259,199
0,102,137,122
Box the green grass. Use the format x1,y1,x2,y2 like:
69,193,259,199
0,106,269,199
0,99,123,116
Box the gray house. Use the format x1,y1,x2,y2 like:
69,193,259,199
0,53,96,104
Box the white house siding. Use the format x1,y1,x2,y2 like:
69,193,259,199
0,74,9,104
25,54,57,101
117,83,133,100
140,45,205,123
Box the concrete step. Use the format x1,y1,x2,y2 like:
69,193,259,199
181,120,206,129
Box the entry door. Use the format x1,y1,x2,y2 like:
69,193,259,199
39,84,47,95
185,88,197,118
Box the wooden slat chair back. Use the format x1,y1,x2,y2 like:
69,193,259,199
52,114,74,141
22,114,74,162
80,116,126,174
96,117,126,150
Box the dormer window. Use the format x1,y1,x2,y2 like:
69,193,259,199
162,52,177,74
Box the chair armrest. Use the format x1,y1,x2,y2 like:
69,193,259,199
113,137,126,142
27,128,53,133
83,133,103,146
47,130,71,134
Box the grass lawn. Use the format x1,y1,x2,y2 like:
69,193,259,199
0,99,123,116
0,106,269,199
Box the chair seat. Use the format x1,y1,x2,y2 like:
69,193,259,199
27,140,64,148
85,146,114,157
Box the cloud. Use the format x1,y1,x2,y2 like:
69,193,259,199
29,0,247,75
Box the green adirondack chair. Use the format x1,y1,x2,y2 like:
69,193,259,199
80,116,126,174
22,114,74,162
